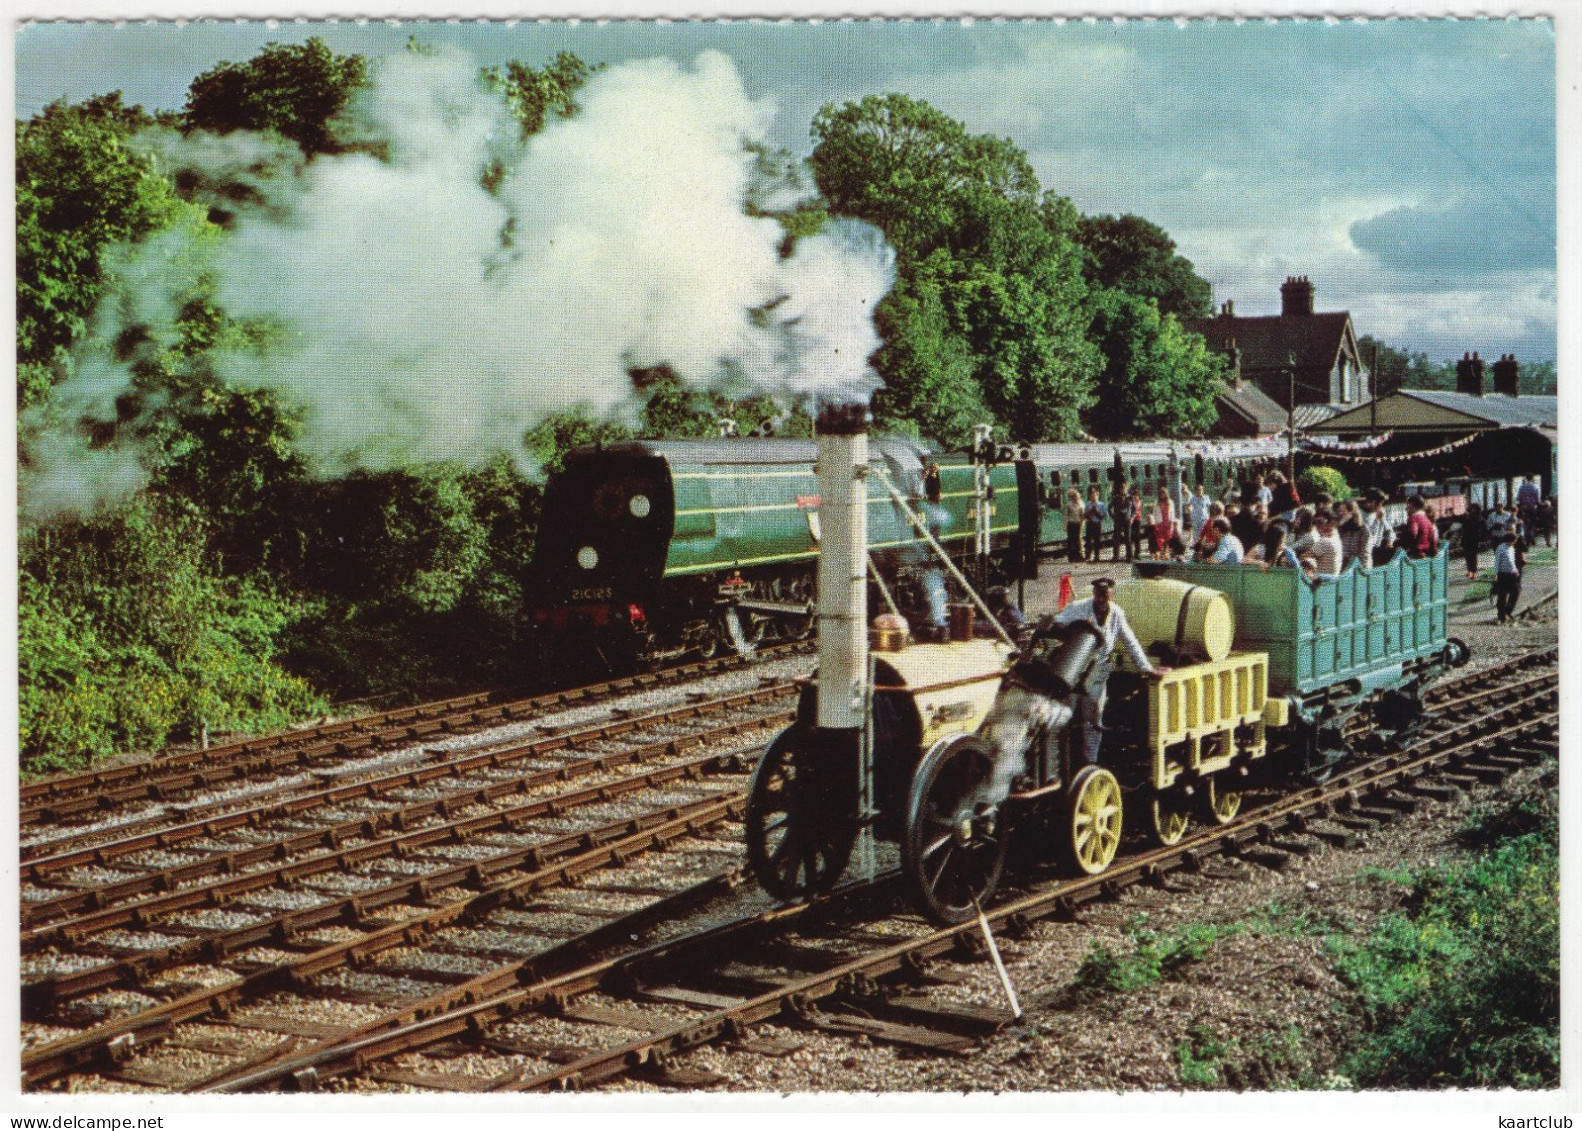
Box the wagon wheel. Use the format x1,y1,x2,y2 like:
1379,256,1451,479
1067,765,1124,875
745,727,855,901
903,735,1009,925
1201,775,1243,825
1149,793,1192,847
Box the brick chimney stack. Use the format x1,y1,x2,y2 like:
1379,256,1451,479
1280,275,1314,317
1455,351,1483,396
1492,353,1520,396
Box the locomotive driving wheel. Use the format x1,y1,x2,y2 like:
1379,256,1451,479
1149,793,1192,847
1202,775,1243,825
903,735,1009,925
745,726,856,901
1067,765,1124,875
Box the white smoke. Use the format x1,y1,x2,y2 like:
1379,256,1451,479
22,47,895,518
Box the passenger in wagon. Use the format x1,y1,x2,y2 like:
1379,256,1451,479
1335,500,1373,569
1361,489,1396,565
1406,496,1440,559
1295,509,1344,576
1194,517,1244,564
1244,522,1301,570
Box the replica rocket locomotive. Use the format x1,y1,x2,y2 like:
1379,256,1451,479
744,405,1468,925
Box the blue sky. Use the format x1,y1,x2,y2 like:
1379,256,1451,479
16,17,1557,363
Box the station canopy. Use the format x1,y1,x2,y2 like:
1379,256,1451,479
1309,390,1556,436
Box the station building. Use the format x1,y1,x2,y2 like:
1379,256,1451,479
1199,276,1370,410
1306,354,1556,497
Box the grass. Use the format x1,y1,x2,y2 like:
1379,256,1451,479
1326,795,1559,1089
1457,543,1557,606
1068,899,1344,1004
1458,580,1493,606
1065,782,1558,1092
1174,1024,1337,1091
1069,916,1238,1000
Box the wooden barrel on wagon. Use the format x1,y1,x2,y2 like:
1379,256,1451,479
1115,577,1235,663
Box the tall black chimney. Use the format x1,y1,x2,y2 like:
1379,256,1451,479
1455,351,1483,396
1491,353,1520,397
1280,275,1314,317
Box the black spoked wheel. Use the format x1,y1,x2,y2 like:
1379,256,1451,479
903,735,1009,925
745,726,856,901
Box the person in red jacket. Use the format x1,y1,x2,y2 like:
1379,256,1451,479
1406,495,1440,558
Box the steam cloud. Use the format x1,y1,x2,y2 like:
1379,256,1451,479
23,48,895,518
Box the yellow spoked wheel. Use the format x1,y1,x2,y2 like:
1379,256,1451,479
1203,775,1243,825
1149,794,1192,846
1067,765,1124,875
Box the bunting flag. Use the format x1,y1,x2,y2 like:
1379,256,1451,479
1303,432,1481,464
1302,431,1394,451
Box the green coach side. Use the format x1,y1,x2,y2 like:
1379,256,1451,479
661,453,1020,578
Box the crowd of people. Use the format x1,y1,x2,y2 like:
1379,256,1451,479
1050,470,1553,611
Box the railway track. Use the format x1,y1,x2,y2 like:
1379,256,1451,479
21,644,811,828
21,644,1557,1093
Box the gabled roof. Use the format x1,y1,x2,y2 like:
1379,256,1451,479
1215,381,1287,434
1312,390,1558,434
1402,390,1557,429
1292,403,1345,430
1200,312,1355,374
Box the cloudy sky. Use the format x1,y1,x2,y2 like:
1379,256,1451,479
16,16,1557,363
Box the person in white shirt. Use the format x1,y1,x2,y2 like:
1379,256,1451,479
1493,533,1522,623
1200,517,1245,564
1294,509,1344,576
1187,483,1211,542
1053,578,1169,763
1360,488,1396,565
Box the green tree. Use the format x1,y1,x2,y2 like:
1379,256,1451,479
184,37,367,155
482,51,597,138
1077,213,1214,321
1084,288,1225,439
157,386,309,577
870,265,991,446
16,93,184,407
810,94,1100,442
1358,335,1412,398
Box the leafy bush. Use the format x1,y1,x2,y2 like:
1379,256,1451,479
1297,465,1353,503
19,501,324,774
1330,805,1559,1089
